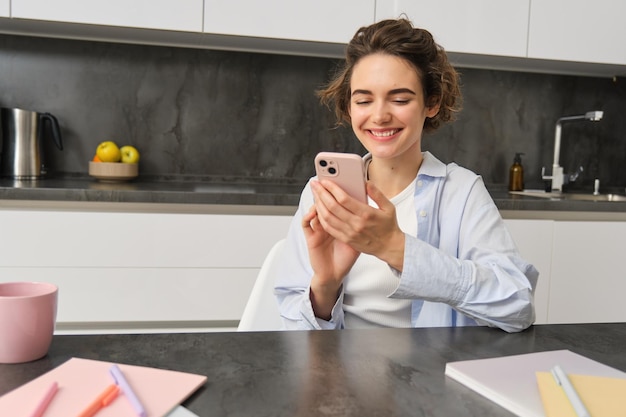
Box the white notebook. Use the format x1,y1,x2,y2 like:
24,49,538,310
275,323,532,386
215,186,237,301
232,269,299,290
445,349,626,417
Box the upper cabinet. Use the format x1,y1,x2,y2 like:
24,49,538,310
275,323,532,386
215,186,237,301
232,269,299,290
2,0,625,76
204,0,375,44
528,0,626,66
375,0,625,76
0,0,9,17
375,0,530,58
10,0,204,32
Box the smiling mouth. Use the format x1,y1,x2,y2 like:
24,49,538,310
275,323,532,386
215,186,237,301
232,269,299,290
369,129,400,137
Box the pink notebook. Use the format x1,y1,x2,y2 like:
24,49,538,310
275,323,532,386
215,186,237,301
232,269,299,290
0,357,207,417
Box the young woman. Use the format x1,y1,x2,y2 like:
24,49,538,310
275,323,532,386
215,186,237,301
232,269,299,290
274,18,538,332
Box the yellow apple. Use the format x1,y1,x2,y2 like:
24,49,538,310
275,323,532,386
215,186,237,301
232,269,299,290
96,141,121,162
120,145,140,164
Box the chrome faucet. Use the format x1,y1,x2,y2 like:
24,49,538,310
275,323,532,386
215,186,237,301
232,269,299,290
542,110,603,192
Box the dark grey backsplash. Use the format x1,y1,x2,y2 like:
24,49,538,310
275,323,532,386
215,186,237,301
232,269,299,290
1,34,624,190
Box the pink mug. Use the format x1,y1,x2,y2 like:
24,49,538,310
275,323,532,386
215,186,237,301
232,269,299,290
0,282,58,363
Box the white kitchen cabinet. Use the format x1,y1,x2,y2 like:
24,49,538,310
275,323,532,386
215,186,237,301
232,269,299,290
0,267,255,324
2,0,624,76
375,0,530,58
204,0,375,44
0,0,9,17
11,0,203,32
548,221,626,324
503,219,553,325
0,209,292,333
528,0,626,66
505,218,626,325
4,205,623,331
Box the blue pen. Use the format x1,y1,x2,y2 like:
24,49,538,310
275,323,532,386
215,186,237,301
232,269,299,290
550,364,591,417
109,364,147,417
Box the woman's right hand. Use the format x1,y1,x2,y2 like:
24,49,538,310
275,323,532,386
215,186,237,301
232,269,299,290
302,197,360,320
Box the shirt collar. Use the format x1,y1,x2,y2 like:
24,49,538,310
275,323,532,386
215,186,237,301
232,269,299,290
419,151,447,178
362,151,446,179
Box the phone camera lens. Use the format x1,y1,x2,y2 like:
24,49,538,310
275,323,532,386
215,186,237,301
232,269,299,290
328,167,336,174
319,160,328,167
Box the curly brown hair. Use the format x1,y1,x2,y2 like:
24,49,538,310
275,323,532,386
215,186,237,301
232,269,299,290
318,18,462,133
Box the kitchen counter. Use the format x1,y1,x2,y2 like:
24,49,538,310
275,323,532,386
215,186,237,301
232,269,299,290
1,323,626,416
0,175,305,215
489,189,626,218
0,175,305,206
1,175,626,219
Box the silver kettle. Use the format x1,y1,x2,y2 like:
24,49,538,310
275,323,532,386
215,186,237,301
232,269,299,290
0,107,63,179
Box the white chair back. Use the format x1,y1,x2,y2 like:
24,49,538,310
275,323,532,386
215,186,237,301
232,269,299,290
237,239,285,331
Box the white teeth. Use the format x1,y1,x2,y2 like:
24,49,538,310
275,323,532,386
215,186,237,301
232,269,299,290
371,129,398,137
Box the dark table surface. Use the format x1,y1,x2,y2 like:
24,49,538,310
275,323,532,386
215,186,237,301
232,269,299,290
1,323,625,417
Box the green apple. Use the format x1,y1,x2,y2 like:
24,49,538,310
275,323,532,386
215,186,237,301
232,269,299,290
120,145,140,164
96,141,121,162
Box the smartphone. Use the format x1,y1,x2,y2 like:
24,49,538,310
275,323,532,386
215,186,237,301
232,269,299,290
314,152,367,203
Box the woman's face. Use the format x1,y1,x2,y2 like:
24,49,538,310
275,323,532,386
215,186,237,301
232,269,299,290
349,53,438,161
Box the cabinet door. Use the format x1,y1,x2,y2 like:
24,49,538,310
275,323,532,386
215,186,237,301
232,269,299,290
204,0,375,43
0,209,292,333
11,0,203,32
375,0,530,57
504,219,554,324
528,0,626,65
0,210,291,268
0,0,9,17
549,221,626,324
0,267,257,329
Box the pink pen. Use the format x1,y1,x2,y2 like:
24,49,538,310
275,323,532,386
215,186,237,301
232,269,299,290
28,381,59,417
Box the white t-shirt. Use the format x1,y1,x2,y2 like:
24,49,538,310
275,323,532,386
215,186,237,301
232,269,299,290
343,178,417,328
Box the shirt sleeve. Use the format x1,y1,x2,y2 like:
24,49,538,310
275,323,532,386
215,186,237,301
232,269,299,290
390,179,538,333
274,180,346,330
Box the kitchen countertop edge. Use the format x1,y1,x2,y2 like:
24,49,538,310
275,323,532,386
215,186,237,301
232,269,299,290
1,177,626,219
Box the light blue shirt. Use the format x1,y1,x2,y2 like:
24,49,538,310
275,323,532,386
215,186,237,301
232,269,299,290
274,152,538,333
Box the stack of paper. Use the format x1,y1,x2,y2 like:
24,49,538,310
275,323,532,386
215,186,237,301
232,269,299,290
445,349,626,417
0,357,207,417
536,371,626,417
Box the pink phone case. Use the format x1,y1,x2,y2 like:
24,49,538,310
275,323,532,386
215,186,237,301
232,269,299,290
314,152,367,202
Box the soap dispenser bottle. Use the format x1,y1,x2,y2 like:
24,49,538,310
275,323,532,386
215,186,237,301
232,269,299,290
509,153,524,191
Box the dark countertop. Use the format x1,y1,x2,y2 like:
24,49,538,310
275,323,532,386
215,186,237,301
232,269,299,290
1,323,625,416
0,175,306,207
1,175,626,215
489,189,626,213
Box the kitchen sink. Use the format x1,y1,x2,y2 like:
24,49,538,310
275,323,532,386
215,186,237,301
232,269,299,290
509,190,626,202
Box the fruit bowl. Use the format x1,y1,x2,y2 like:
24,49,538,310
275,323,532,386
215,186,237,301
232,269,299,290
89,161,138,181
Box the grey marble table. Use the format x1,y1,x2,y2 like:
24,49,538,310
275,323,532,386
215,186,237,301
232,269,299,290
1,323,625,416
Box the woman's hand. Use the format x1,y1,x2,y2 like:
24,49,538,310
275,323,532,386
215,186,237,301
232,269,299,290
302,202,360,319
302,203,360,283
302,180,406,319
312,180,406,271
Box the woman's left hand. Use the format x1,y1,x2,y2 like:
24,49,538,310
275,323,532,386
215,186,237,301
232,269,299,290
311,180,406,271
